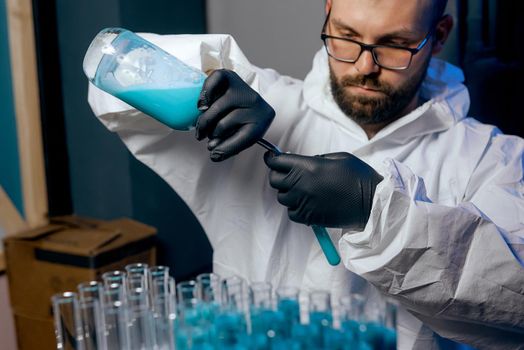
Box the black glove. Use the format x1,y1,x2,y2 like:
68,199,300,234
196,69,275,161
264,152,383,229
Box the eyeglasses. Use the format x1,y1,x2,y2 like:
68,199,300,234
321,14,432,70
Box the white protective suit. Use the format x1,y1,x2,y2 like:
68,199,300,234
88,34,524,350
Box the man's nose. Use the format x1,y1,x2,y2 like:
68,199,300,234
353,50,380,75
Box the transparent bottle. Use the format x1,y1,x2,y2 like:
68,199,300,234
83,28,206,131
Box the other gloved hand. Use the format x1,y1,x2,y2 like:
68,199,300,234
264,152,383,229
196,69,275,161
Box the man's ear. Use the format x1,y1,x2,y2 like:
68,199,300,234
432,14,453,55
325,0,332,15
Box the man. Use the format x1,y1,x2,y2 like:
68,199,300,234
89,0,524,348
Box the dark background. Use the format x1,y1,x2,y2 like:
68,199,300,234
33,0,212,281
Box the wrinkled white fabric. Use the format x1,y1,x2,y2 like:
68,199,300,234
88,34,524,349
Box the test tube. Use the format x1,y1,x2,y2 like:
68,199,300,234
176,280,201,326
308,290,333,348
77,281,105,350
52,291,85,350
214,276,249,348
102,283,130,350
127,287,156,350
177,280,213,348
168,276,177,321
221,276,249,313
102,271,127,292
275,286,300,339
151,276,175,350
125,263,150,291
127,274,147,292
195,273,221,302
383,300,398,350
196,273,221,325
249,282,283,349
149,266,169,292
250,282,272,311
339,293,366,348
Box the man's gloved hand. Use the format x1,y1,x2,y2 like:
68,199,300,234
264,152,383,229
196,69,275,162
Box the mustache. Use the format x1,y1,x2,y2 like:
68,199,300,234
339,74,392,95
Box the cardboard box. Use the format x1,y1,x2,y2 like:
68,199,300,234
3,216,156,349
13,313,55,350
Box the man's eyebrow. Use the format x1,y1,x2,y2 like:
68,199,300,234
330,18,420,41
379,28,421,41
330,18,361,35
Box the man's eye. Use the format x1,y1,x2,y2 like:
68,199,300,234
338,32,357,39
383,40,409,46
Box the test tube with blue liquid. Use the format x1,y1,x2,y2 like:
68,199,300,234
249,282,287,349
54,263,398,350
275,286,300,342
196,273,222,324
214,276,250,349
308,290,333,349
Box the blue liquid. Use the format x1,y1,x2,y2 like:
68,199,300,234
290,323,310,350
324,328,346,350
176,325,214,350
250,309,286,349
214,311,248,349
114,85,202,130
309,311,333,349
341,319,360,343
276,299,300,338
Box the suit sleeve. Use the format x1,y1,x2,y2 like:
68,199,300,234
87,33,285,247
339,134,524,349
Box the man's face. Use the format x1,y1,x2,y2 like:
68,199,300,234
326,0,435,126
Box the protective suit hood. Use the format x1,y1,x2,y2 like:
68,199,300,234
302,49,470,144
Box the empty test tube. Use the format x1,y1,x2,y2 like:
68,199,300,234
52,291,85,350
128,287,156,350
102,283,130,350
102,270,127,291
151,276,175,350
125,263,150,290
77,281,105,350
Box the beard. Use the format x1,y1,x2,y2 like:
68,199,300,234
329,58,430,126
